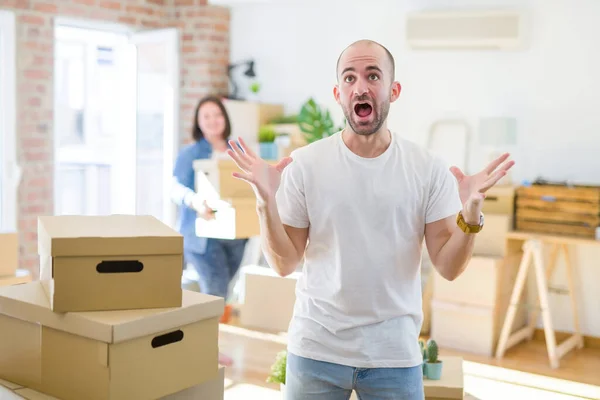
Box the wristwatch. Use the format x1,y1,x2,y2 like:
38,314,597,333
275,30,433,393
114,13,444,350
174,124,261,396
456,211,484,234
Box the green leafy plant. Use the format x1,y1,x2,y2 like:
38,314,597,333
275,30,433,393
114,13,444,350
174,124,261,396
298,98,344,144
249,81,261,94
269,114,299,124
266,350,287,385
427,339,439,363
419,339,427,360
258,125,277,143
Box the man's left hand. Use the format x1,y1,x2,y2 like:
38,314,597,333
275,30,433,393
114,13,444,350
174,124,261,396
450,153,515,224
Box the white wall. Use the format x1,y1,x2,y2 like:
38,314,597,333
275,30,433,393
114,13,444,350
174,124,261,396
230,0,600,184
229,0,600,338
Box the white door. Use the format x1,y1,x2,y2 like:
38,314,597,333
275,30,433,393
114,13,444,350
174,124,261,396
54,23,179,227
129,28,180,227
54,25,131,216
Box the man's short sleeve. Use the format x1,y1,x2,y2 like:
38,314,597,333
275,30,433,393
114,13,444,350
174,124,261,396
425,157,463,224
276,157,309,228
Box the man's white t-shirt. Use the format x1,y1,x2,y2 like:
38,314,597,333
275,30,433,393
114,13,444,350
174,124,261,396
275,130,462,368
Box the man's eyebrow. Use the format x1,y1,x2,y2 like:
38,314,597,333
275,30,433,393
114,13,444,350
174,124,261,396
366,65,382,73
341,65,383,75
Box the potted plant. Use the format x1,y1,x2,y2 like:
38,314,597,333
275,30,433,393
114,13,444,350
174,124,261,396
297,98,344,144
425,339,443,380
258,125,278,160
419,339,427,376
267,350,287,395
248,81,261,101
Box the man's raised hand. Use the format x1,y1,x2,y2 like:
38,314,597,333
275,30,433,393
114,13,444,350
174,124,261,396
226,137,292,206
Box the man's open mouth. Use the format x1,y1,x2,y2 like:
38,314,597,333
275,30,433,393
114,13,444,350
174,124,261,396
354,102,373,118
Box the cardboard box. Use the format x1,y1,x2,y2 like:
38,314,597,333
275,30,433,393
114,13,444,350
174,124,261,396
483,185,515,215
433,256,504,308
0,269,32,287
162,365,224,400
0,231,18,277
0,280,223,400
423,356,464,399
222,100,284,149
195,198,259,240
430,298,527,357
37,215,183,312
0,366,225,400
431,300,498,356
194,159,255,200
473,214,512,257
240,265,300,332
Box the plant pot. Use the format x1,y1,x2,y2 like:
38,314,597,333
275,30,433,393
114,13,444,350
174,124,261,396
422,362,427,376
260,142,278,160
425,361,443,380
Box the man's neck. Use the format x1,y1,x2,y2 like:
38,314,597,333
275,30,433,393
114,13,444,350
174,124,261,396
342,126,392,158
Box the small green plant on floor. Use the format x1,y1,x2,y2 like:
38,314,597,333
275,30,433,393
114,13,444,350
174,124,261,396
267,350,287,385
419,339,428,374
425,339,443,380
427,339,438,363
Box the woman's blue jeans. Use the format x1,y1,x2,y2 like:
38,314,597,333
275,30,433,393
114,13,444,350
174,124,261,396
184,238,248,298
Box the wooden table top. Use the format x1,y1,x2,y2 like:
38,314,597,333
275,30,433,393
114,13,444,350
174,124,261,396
506,230,600,246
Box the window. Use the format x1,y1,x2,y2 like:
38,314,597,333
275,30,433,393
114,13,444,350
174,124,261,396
53,19,179,227
0,10,17,231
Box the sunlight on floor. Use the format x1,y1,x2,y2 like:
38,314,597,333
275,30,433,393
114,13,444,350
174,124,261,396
219,323,288,345
463,361,600,399
225,383,281,400
465,375,592,400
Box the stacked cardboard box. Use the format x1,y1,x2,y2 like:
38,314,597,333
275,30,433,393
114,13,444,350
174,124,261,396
0,215,226,400
431,186,526,356
0,231,31,286
0,367,225,400
240,265,300,332
193,159,260,240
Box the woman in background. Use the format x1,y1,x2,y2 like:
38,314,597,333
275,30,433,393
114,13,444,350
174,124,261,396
171,95,248,366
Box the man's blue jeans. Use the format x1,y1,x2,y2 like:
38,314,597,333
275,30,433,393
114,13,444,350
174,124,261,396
286,352,424,400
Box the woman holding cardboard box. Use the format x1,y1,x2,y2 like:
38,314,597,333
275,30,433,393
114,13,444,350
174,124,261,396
171,95,248,366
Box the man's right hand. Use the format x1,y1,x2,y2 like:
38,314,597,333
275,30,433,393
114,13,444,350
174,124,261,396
226,137,292,206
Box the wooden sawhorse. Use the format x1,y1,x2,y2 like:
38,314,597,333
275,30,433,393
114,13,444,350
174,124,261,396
495,231,589,369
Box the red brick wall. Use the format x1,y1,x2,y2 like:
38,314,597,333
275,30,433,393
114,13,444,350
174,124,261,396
0,0,230,277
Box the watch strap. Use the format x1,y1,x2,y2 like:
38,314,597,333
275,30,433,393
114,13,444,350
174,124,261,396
456,211,483,234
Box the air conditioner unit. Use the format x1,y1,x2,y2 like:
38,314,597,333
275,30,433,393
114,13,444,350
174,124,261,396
406,9,525,50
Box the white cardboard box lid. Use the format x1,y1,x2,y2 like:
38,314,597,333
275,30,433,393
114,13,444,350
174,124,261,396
37,215,183,257
0,281,224,343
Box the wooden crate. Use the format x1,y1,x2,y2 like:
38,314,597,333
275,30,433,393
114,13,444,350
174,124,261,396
515,184,600,238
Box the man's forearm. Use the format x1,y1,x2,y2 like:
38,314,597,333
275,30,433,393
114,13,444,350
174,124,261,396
434,226,476,281
257,200,302,277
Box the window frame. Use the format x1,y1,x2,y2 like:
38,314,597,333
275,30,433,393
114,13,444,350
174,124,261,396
0,10,18,231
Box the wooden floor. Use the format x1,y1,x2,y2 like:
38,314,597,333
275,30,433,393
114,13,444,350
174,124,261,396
218,315,600,399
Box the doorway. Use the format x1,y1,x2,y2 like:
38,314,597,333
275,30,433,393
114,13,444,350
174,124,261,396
53,19,179,227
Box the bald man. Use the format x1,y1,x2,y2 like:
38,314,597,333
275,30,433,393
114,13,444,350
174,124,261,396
227,39,514,399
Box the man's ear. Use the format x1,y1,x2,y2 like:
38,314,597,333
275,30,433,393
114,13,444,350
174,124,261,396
390,81,401,102
333,85,341,104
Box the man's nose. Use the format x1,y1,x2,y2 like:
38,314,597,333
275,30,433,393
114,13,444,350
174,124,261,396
353,79,368,96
